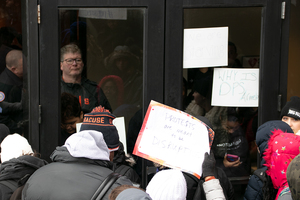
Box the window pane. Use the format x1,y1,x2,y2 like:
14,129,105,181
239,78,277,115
183,7,261,195
59,8,145,155
0,0,25,136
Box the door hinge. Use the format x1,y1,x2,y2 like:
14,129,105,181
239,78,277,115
281,2,286,19
278,94,282,112
37,4,40,24
38,105,42,124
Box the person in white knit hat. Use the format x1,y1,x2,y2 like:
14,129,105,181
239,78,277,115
146,169,187,200
0,133,33,163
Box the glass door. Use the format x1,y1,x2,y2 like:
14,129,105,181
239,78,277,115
35,1,165,169
165,0,288,198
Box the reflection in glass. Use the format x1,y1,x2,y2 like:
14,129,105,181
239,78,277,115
0,0,25,136
59,8,144,154
183,7,261,180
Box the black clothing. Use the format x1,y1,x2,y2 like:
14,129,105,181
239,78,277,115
214,126,250,177
0,155,47,200
243,166,267,200
0,68,23,133
61,77,111,113
183,166,234,200
113,142,141,186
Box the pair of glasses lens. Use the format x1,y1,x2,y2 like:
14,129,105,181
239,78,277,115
64,59,82,65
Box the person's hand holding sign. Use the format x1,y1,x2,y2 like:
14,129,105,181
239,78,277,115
202,151,216,181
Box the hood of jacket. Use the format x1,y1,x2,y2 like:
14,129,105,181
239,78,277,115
0,155,47,183
256,120,293,166
263,130,300,199
51,130,113,168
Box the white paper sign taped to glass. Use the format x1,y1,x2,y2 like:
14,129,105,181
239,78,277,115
212,68,259,107
133,100,215,179
183,27,228,69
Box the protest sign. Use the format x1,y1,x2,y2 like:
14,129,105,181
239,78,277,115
133,100,214,179
211,68,259,107
183,27,228,68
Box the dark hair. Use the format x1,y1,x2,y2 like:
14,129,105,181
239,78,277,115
262,174,278,200
109,185,145,200
61,92,82,122
227,107,239,122
228,41,237,53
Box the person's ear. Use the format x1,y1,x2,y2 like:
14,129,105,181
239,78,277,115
10,66,16,73
60,61,63,71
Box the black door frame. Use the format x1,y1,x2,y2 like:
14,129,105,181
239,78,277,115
23,0,290,188
164,0,290,127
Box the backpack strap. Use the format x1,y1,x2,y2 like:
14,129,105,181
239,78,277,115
91,172,122,200
253,168,267,182
0,180,18,192
115,165,131,176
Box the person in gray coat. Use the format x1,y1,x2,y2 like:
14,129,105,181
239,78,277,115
22,107,132,200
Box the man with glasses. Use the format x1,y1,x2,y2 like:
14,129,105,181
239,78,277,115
60,43,111,113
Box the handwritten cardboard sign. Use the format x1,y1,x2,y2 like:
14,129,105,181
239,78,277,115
133,100,214,179
183,27,228,68
212,68,259,107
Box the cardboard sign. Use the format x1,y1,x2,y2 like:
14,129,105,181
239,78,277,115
76,117,127,153
183,27,228,68
133,101,214,179
212,68,259,107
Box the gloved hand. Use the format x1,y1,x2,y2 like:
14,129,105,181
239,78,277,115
202,151,216,178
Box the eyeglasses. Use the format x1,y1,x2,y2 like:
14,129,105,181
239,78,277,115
62,58,83,65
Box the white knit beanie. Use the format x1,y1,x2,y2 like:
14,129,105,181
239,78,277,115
1,133,33,163
146,169,187,200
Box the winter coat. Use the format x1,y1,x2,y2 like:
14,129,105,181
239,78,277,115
244,120,293,200
183,166,234,200
0,68,23,134
203,179,226,200
61,77,111,113
113,142,141,186
22,132,132,200
0,155,47,200
263,131,300,200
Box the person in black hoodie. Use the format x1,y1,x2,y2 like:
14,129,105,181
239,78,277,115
243,120,293,200
113,142,141,187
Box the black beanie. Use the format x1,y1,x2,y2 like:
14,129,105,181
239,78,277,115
280,96,300,120
80,106,119,151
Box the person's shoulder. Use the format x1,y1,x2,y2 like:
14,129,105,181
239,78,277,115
82,78,97,87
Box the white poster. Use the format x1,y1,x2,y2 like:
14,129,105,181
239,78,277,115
212,68,259,107
183,27,228,68
133,101,214,178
